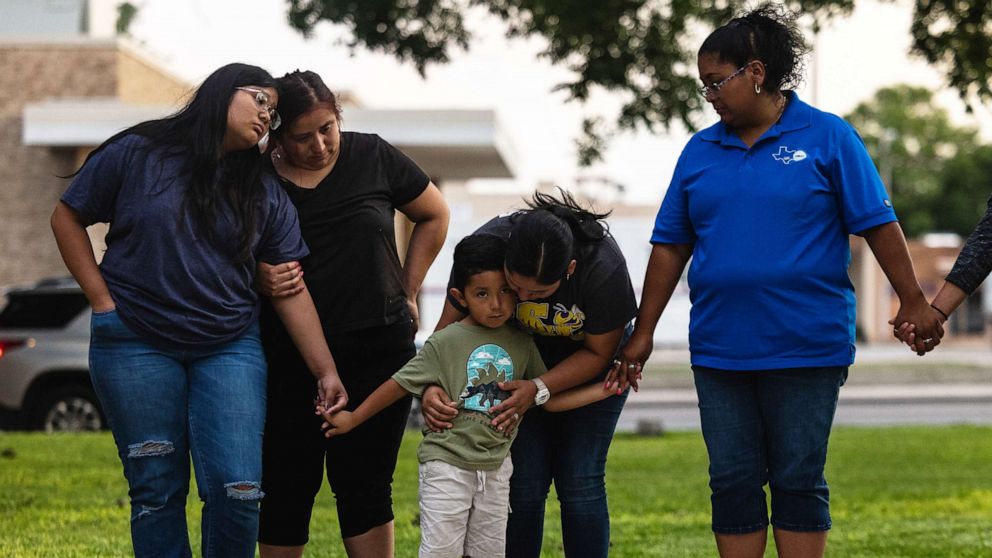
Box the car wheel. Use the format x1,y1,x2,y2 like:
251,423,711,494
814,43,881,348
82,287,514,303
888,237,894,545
31,384,105,433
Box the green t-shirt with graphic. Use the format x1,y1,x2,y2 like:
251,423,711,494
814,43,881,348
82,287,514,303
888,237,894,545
393,322,547,471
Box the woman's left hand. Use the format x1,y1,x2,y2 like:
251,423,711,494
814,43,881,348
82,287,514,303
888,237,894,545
315,373,348,414
605,329,651,393
890,297,944,355
489,380,537,433
256,261,304,298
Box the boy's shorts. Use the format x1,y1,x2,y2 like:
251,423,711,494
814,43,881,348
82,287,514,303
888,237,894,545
418,457,514,558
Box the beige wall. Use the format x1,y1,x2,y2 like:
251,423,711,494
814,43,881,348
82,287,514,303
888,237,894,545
116,46,190,106
0,40,187,288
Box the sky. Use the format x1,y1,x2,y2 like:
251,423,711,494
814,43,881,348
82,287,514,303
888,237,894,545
122,0,992,207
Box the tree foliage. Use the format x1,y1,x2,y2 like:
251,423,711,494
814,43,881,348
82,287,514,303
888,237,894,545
284,0,992,165
116,2,139,36
844,85,987,238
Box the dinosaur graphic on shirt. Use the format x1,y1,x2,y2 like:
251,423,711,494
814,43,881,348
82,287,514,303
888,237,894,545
460,362,511,407
461,345,514,412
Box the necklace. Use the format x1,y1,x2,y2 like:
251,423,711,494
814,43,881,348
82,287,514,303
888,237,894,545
272,151,332,189
774,93,788,121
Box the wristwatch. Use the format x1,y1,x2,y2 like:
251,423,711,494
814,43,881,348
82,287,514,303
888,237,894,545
532,378,550,406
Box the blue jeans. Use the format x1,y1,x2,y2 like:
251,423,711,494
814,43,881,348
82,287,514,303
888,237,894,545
89,309,267,558
505,389,627,557
693,365,847,535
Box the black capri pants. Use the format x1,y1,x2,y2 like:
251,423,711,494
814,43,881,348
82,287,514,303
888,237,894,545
258,321,415,544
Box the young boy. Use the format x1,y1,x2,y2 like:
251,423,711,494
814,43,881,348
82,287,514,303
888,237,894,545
319,234,620,558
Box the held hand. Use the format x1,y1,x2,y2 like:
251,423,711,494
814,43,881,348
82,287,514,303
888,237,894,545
315,373,348,414
406,298,420,335
421,385,459,432
892,298,945,356
889,319,917,347
606,331,652,393
489,380,537,433
319,409,356,438
255,261,304,298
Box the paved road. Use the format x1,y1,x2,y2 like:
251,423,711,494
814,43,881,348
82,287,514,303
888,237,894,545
618,383,992,432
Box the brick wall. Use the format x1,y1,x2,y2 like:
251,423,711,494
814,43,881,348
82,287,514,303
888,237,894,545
0,40,188,288
0,42,121,287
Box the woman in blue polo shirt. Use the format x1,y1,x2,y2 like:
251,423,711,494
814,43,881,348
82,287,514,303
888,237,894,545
613,5,942,558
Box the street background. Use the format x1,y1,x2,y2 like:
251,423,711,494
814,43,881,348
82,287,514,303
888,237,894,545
619,344,992,431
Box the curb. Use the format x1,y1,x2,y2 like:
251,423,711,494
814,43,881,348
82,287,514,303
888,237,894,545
625,383,992,407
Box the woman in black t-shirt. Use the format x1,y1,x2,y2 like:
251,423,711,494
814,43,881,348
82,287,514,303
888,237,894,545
254,71,449,558
423,190,638,557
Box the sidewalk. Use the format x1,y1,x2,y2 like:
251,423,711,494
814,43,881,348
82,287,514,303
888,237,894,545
626,383,992,407
649,343,992,367
617,344,992,430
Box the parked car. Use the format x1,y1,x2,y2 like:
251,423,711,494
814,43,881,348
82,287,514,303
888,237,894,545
0,277,430,433
0,277,102,432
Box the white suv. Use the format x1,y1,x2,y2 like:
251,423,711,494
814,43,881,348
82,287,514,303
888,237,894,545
0,277,103,432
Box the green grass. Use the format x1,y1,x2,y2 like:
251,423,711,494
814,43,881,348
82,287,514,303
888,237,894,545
1,426,990,557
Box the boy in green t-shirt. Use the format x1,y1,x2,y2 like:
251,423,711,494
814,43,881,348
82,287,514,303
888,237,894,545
317,234,620,558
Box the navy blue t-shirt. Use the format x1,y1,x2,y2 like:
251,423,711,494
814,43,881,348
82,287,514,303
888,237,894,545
61,134,309,349
651,92,896,370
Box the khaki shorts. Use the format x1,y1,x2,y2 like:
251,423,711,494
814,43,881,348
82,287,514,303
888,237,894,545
418,458,514,558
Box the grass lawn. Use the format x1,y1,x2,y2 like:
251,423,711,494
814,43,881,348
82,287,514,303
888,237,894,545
1,426,990,557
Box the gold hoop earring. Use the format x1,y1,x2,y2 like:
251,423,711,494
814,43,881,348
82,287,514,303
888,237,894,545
754,83,761,94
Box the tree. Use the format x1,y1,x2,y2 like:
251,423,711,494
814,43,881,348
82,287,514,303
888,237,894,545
116,2,139,37
844,85,986,238
283,0,992,164
934,145,992,238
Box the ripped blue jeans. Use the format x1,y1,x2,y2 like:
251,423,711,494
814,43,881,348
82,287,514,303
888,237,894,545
89,309,266,558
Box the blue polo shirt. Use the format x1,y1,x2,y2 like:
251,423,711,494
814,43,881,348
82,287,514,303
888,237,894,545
651,92,896,370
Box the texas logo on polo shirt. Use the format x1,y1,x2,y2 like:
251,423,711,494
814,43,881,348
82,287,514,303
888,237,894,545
772,145,808,164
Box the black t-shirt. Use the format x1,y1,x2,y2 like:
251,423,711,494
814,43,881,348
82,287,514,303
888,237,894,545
448,213,638,369
264,132,430,350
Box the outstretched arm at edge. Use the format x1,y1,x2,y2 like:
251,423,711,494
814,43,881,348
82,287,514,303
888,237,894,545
320,379,410,437
543,382,623,413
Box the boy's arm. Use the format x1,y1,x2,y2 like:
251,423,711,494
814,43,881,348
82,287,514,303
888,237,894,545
320,378,409,437
543,383,623,413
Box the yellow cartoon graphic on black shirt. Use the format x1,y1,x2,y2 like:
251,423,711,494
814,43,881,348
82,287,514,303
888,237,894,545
516,302,586,339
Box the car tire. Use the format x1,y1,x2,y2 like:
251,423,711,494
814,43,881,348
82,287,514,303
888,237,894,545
30,383,105,433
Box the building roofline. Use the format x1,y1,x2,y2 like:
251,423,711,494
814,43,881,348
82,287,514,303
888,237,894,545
0,35,117,47
22,100,519,179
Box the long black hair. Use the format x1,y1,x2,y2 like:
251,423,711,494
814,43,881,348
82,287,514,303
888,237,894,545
506,188,611,285
272,69,341,139
699,3,809,93
71,63,277,261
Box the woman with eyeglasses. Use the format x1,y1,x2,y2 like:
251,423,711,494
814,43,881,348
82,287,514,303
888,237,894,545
613,4,940,557
418,189,638,558
252,70,449,558
50,63,347,558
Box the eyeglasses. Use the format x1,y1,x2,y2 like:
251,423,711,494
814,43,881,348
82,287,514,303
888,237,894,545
698,64,749,98
237,87,281,130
